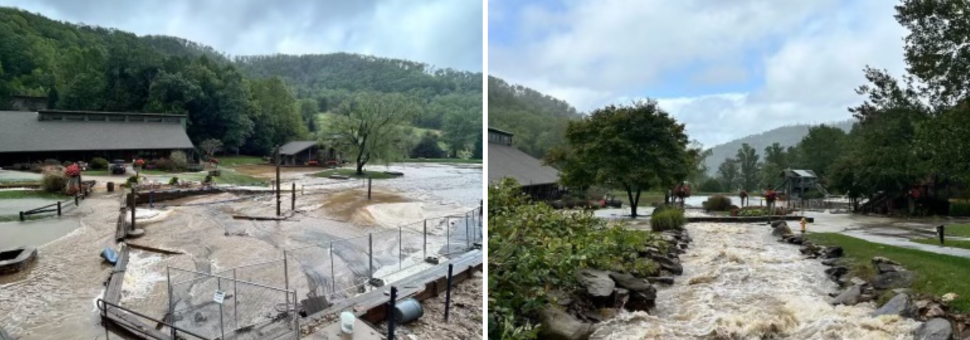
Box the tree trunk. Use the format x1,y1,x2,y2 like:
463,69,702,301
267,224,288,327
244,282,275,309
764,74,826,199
625,185,641,217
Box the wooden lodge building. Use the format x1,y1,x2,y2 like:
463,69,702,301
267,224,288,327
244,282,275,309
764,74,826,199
0,110,195,166
487,127,561,200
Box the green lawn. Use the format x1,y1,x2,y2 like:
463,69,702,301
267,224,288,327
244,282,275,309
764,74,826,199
807,232,970,312
400,158,481,164
217,156,265,167
312,168,396,179
912,238,970,250
940,224,970,237
0,190,69,200
82,169,109,176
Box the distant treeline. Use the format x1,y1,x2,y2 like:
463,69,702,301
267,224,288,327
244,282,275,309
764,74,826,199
0,7,482,157
487,76,581,158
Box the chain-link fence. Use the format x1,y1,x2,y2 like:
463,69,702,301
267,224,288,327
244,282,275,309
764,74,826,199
167,267,298,340
284,206,483,310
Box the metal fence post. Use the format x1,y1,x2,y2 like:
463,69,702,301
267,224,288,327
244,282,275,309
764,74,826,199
330,242,336,293
399,226,403,270
218,277,225,340
57,201,61,216
388,286,397,340
167,267,175,339
444,264,454,322
368,233,374,279
284,251,290,292
233,268,239,331
465,212,470,250
367,177,372,200
423,220,427,259
291,183,296,211
446,218,451,255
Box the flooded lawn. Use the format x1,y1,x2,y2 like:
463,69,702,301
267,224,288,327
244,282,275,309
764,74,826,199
0,218,81,249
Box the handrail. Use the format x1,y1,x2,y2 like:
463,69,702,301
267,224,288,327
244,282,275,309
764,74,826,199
96,298,209,339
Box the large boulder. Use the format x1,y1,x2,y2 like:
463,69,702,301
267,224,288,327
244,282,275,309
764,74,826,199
625,291,657,312
538,306,594,340
784,235,805,245
831,285,863,306
824,266,848,282
653,256,684,275
876,263,905,274
871,293,916,318
871,256,900,266
771,222,793,237
646,277,675,285
872,271,917,290
822,247,844,259
913,318,952,340
575,269,615,299
821,258,840,266
609,272,652,292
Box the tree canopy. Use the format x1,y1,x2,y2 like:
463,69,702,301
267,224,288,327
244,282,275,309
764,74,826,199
547,99,691,217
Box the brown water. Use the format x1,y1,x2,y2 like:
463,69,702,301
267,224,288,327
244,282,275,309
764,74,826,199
592,222,920,339
0,163,481,339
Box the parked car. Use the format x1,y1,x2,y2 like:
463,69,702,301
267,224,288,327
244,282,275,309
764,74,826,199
110,160,127,175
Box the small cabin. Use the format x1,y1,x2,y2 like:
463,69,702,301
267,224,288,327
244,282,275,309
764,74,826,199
279,141,319,166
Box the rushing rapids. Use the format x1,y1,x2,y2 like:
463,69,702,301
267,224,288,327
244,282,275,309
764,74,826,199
592,222,920,340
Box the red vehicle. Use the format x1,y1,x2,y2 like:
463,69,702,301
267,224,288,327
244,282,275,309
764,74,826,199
306,160,319,166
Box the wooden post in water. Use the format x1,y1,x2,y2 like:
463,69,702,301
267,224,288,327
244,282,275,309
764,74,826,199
368,177,372,200
291,183,296,211
130,187,136,232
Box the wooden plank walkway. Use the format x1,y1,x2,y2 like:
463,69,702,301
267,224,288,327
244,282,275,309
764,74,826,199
304,249,483,328
103,244,130,304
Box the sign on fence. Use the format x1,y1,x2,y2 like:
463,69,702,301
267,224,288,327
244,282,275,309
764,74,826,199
213,290,226,304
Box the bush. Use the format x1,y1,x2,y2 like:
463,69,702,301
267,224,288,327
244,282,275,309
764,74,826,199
169,177,180,186
90,157,109,170
739,208,767,216
583,186,610,202
126,175,140,185
62,161,73,167
702,194,733,211
170,151,189,171
40,166,67,193
951,201,970,217
488,178,662,339
651,208,686,232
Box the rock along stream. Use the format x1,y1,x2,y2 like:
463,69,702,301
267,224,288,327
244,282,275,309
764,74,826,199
592,222,919,340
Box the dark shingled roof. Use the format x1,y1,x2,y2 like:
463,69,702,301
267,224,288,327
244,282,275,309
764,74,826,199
279,141,318,155
488,142,559,186
0,111,194,153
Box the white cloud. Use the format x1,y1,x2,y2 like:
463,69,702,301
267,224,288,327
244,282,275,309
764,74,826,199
490,0,908,147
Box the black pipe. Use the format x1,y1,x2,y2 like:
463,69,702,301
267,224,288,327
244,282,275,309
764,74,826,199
388,286,397,340
444,263,454,322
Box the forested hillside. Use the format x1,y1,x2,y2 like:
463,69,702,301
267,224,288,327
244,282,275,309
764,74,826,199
0,7,482,158
487,76,581,158
704,120,853,176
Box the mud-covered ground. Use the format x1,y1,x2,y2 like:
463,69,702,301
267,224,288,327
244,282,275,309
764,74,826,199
394,271,484,340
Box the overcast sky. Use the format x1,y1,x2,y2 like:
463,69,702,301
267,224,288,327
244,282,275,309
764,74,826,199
1,0,483,71
489,0,909,147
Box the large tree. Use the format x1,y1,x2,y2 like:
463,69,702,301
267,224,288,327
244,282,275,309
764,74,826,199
793,125,847,180
895,0,970,108
736,143,761,191
329,92,417,175
547,99,691,217
717,158,740,192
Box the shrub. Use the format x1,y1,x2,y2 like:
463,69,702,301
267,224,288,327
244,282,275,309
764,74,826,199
951,201,970,217
651,208,686,232
702,194,733,211
90,157,109,170
62,161,72,167
153,158,173,172
126,175,140,185
583,186,610,202
169,177,180,186
488,178,662,339
40,167,68,193
170,151,189,171
739,208,767,217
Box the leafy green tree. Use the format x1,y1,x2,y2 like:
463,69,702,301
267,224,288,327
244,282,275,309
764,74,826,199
472,130,483,159
410,131,445,158
547,99,691,217
717,158,740,192
300,98,319,132
328,92,416,174
736,143,761,191
244,77,307,154
441,108,481,157
894,0,970,108
792,125,847,180
686,141,713,185
760,143,789,189
488,76,579,158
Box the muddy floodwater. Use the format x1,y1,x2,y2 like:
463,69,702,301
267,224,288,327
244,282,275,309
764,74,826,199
0,163,481,339
594,222,919,339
